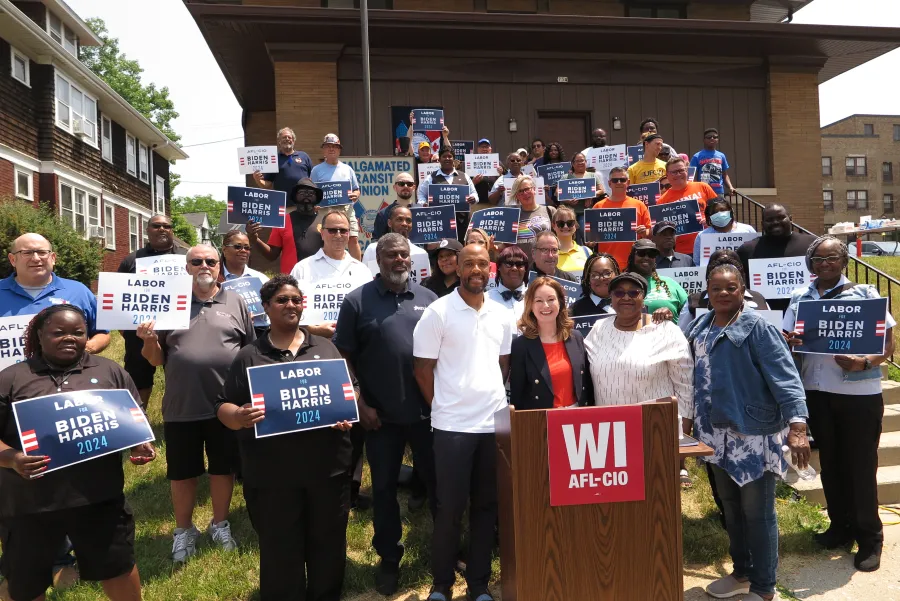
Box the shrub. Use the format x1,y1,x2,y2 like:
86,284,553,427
0,199,105,285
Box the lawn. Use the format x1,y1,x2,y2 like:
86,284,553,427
41,333,827,601
851,256,900,381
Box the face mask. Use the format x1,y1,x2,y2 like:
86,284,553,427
710,210,732,228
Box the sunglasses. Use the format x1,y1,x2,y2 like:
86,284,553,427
612,289,643,299
555,220,577,228
660,183,672,190
634,250,658,258
325,227,350,236
395,181,415,187
705,135,719,140
273,295,304,306
190,258,219,267
225,244,251,251
610,178,628,184
150,223,173,230
502,261,528,269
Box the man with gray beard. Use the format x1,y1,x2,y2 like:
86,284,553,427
333,233,438,595
137,244,255,565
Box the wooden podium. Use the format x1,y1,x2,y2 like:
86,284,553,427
494,401,683,601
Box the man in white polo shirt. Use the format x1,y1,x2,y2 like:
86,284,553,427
413,244,512,601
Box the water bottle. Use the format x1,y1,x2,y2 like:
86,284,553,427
782,445,817,481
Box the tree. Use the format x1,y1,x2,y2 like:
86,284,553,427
172,194,227,247
172,213,197,246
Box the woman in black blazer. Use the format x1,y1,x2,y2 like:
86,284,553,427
510,276,593,410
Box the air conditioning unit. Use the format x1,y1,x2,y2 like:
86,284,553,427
88,225,105,240
72,119,89,138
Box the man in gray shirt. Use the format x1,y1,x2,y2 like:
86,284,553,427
137,244,255,565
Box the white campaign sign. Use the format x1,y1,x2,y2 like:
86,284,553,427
464,153,501,177
698,232,760,265
0,314,34,371
504,176,546,205
657,267,704,295
237,146,278,175
748,257,813,299
96,273,193,331
297,276,370,325
417,162,440,183
135,254,188,277
697,307,784,329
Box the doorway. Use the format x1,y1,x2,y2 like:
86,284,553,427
536,112,590,159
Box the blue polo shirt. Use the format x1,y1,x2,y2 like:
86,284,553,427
0,274,105,337
263,150,313,194
333,276,438,424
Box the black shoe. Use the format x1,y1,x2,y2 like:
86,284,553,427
375,560,400,596
408,492,426,512
427,585,452,601
351,492,372,511
855,543,882,572
814,528,853,550
466,589,495,601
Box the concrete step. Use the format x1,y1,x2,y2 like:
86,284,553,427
884,380,900,405
883,403,900,432
807,430,900,473
789,464,900,507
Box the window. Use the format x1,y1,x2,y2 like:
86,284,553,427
141,217,150,246
625,4,685,17
154,175,166,214
884,162,893,182
104,202,116,250
15,170,32,201
129,213,139,252
59,182,99,237
47,11,77,57
885,194,895,214
823,190,833,211
54,72,97,146
864,123,875,136
101,116,112,163
88,194,100,233
894,125,900,142
822,156,832,177
847,190,868,210
139,142,149,183
846,156,867,176
10,46,29,87
126,133,136,176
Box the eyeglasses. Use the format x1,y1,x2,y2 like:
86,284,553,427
535,247,559,256
660,183,672,190
395,181,415,187
555,220,577,229
325,227,350,236
531,143,543,149
273,295,303,306
150,223,173,230
634,250,658,258
610,178,628,184
225,244,251,251
502,261,528,269
705,135,719,140
810,255,843,265
13,249,52,258
189,258,219,267
589,271,616,281
518,187,535,194
612,289,644,299
669,169,687,175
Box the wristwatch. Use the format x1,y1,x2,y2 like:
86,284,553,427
863,357,872,371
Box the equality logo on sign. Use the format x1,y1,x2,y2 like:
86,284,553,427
547,405,645,506
583,208,637,244
96,273,193,331
226,186,287,228
410,205,456,244
699,232,760,265
793,298,889,356
470,207,520,244
748,257,814,299
557,178,596,203
464,154,500,178
428,184,470,212
237,146,278,175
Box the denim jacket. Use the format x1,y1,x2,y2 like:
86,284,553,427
687,309,808,435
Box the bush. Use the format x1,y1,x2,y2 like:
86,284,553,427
0,199,105,285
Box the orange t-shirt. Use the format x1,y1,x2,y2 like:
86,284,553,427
591,196,652,272
656,182,717,255
542,341,576,408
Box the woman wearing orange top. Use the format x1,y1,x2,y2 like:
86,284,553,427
591,165,651,273
509,277,592,410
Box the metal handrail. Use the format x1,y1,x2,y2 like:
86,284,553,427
732,190,897,369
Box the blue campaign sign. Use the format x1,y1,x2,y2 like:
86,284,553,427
528,272,581,307
584,208,637,244
12,389,154,475
221,277,265,316
628,182,661,207
410,204,456,244
538,162,571,188
319,181,352,207
649,200,703,236
557,178,596,203
452,140,474,161
470,207,520,244
412,109,444,132
572,313,614,335
226,186,287,228
627,145,644,165
794,298,889,356
428,184,470,212
248,359,360,438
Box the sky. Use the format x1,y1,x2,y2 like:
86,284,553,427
65,0,900,202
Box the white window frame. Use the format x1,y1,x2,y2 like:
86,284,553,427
14,169,33,201
129,213,139,252
54,71,98,147
46,9,78,57
101,116,113,163
58,181,100,238
139,142,149,183
126,133,136,176
103,202,116,250
88,193,100,232
154,175,166,214
141,217,150,246
10,46,30,87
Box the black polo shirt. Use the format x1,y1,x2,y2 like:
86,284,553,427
215,328,353,488
333,276,438,424
0,354,140,518
117,243,187,275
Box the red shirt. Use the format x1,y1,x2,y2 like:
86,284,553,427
656,182,716,255
267,219,298,275
542,341,575,408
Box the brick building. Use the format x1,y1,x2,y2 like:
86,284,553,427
821,114,900,228
0,0,188,272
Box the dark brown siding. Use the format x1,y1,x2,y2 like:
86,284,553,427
98,120,153,211
11,1,46,29
152,152,171,213
0,37,40,158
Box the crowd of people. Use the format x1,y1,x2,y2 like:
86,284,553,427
0,117,894,601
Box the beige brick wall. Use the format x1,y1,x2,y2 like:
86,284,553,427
243,111,277,187
274,62,339,157
549,0,621,15
768,68,824,233
687,3,751,20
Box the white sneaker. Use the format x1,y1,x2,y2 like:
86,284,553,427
209,519,238,552
172,525,200,564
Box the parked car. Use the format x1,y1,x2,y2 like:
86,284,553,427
849,241,900,256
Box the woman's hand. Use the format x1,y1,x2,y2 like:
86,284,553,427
136,321,158,342
129,443,156,465
331,420,354,432
651,307,674,323
834,355,867,372
12,451,50,479
235,403,266,429
787,424,811,470
782,330,803,348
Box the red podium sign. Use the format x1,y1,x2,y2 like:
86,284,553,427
547,405,646,507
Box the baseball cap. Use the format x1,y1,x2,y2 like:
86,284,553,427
322,133,342,147
516,147,528,155
437,238,463,253
477,138,491,146
418,141,432,150
609,272,648,295
641,132,663,144
633,239,659,253
652,220,677,235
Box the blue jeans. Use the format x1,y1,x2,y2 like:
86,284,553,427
710,465,778,596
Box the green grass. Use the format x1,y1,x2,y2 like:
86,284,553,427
42,333,827,600
851,256,900,381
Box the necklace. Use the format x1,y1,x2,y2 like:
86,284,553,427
703,303,743,348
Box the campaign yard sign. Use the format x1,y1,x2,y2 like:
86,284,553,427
584,208,638,244
221,277,265,317
319,181,352,207
557,178,596,203
237,146,278,175
627,145,644,165
699,232,760,265
547,405,645,506
96,273,193,331
135,254,188,277
529,272,580,307
410,205,456,244
464,153,501,178
451,140,474,161
247,359,360,438
417,162,440,183
657,267,704,295
586,145,627,171
227,186,287,228
411,109,444,132
428,184,470,212
537,162,571,188
688,166,697,182
628,182,661,207
748,257,814,299
572,313,614,336
0,314,33,371
648,200,703,236
793,298,889,356
12,389,154,475
470,207,519,244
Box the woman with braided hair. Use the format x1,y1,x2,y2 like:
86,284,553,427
570,252,619,317
626,239,688,324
